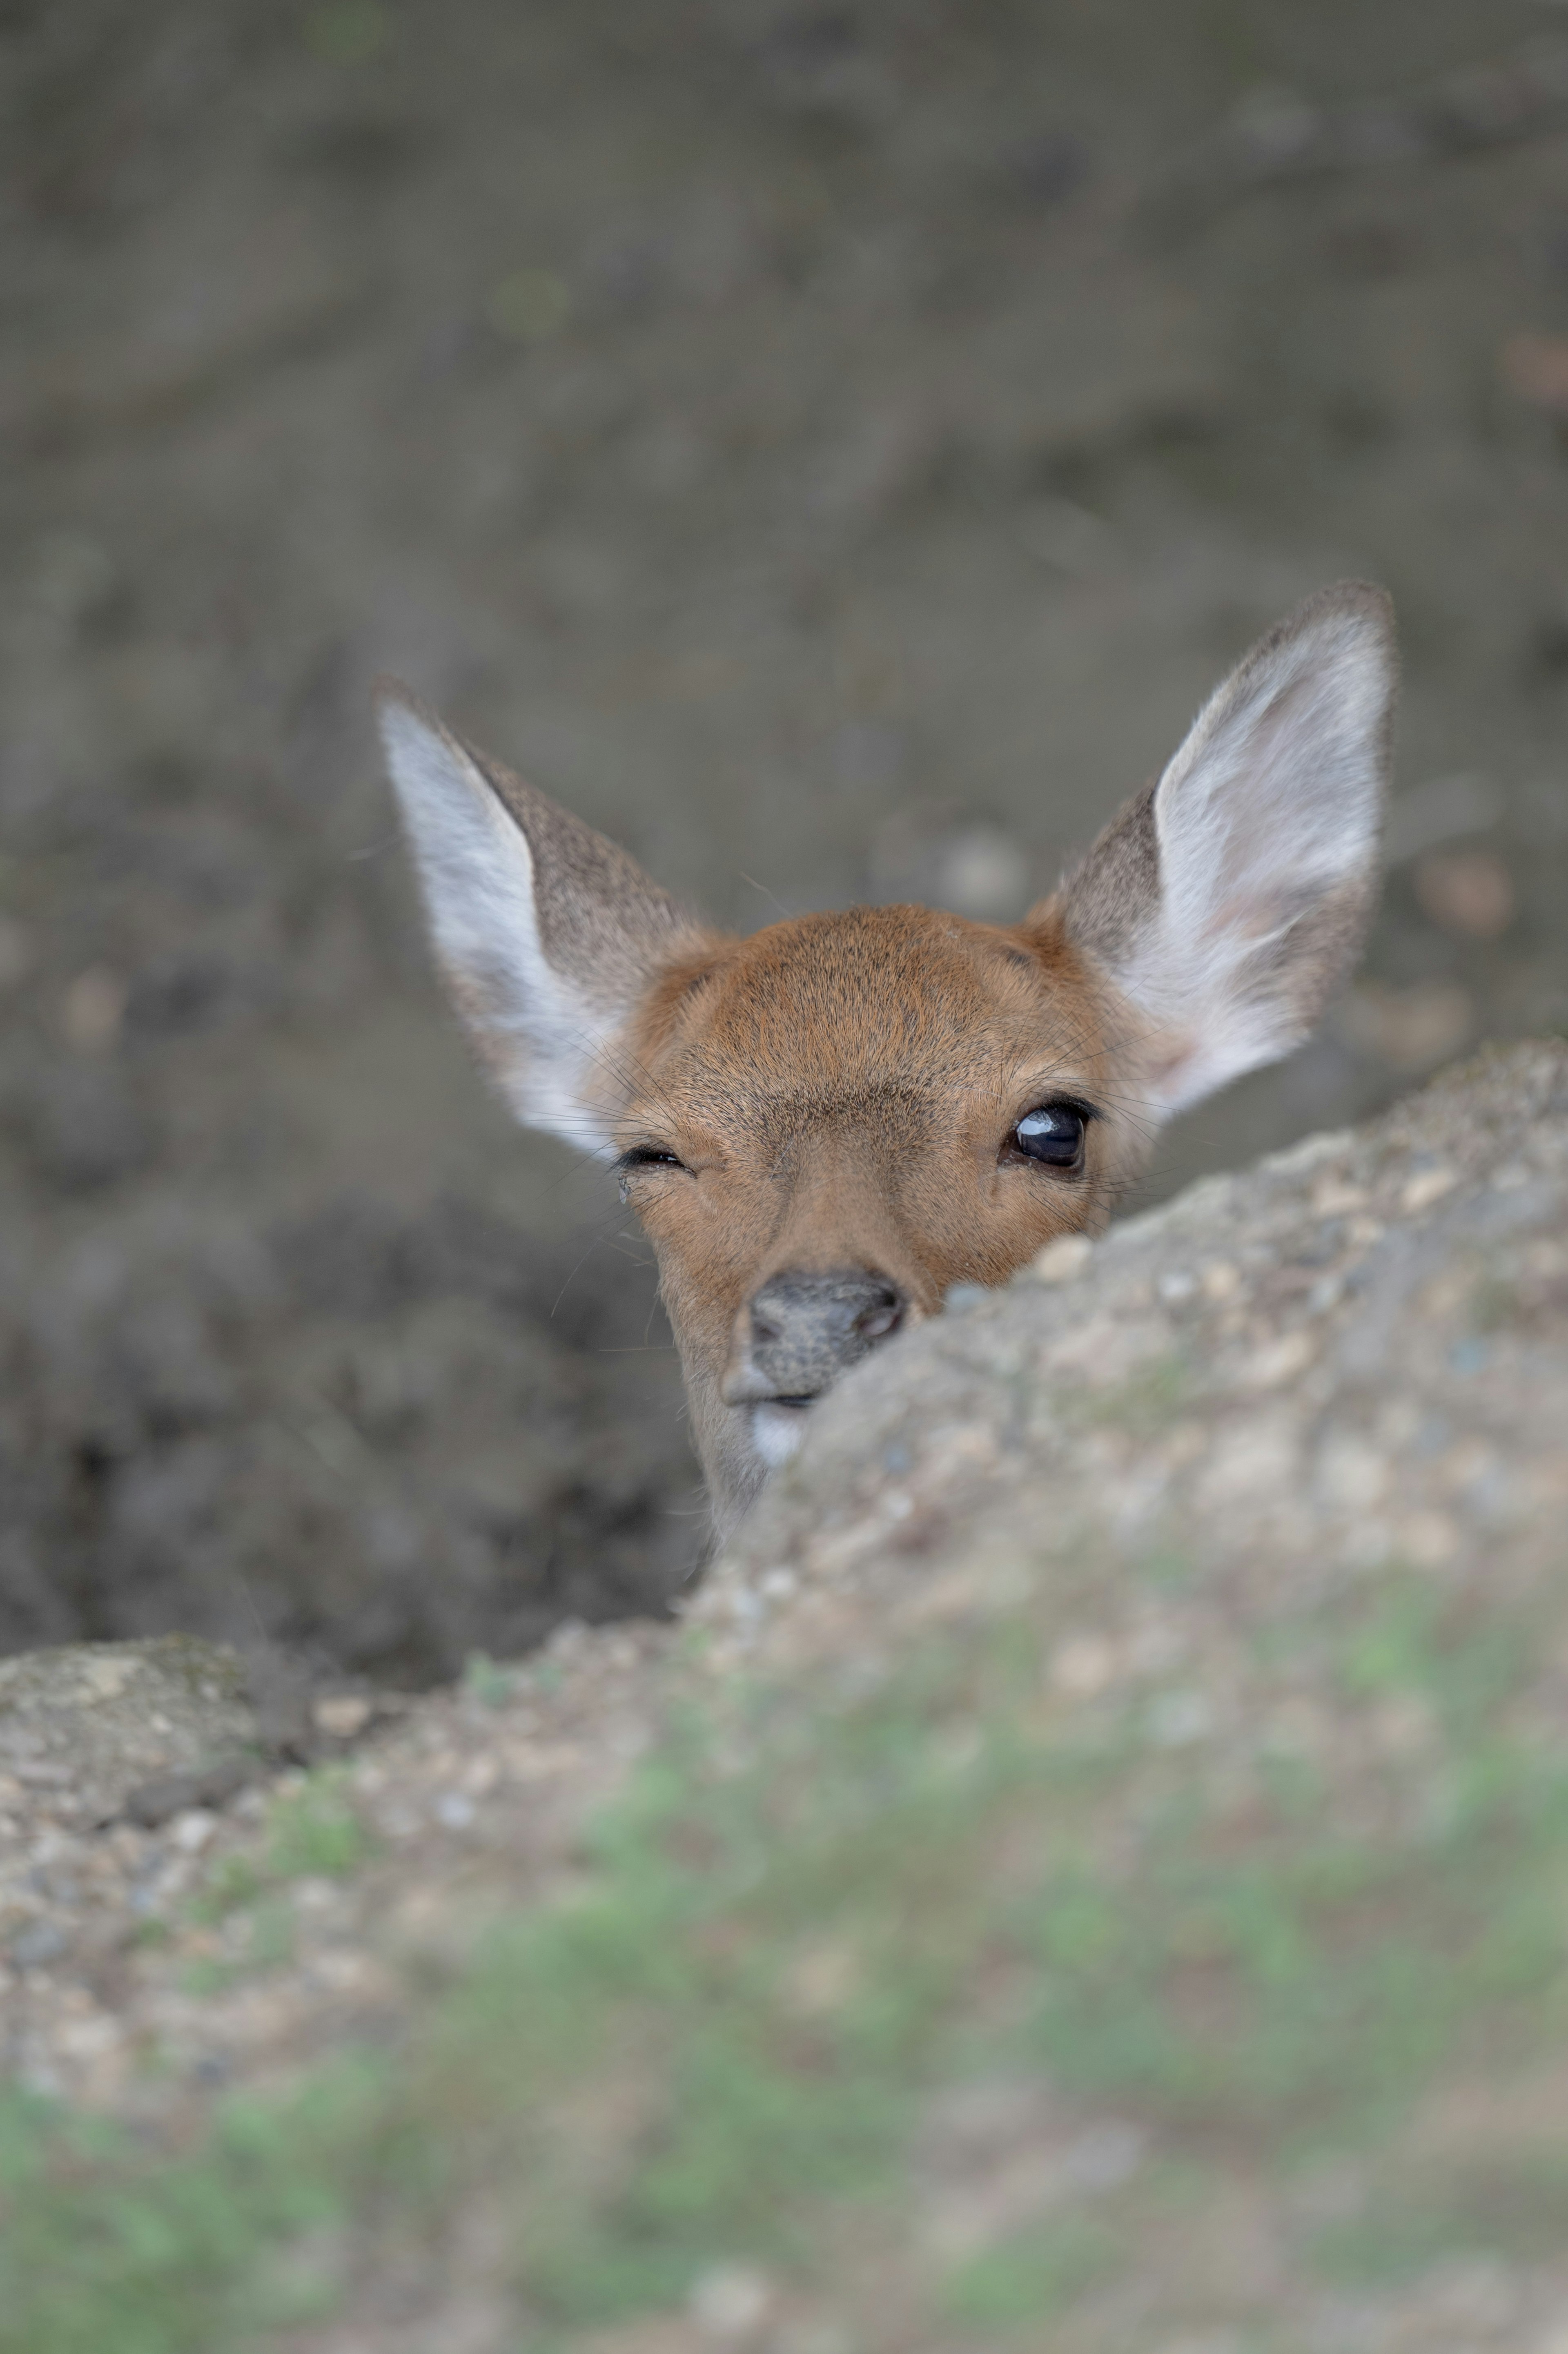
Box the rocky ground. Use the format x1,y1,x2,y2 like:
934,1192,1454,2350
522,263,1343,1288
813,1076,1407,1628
6,0,1568,1676
4,1042,1566,2352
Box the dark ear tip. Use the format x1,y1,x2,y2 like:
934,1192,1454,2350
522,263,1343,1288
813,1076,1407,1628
373,673,429,720
1298,578,1397,648
374,680,468,768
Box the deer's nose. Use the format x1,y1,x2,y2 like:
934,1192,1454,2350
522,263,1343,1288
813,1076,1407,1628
732,1267,906,1404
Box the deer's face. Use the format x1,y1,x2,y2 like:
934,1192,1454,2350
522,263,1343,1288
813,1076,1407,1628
612,905,1134,1525
379,581,1396,1539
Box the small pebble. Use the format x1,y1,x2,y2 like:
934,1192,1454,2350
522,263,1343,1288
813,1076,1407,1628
9,1919,69,1969
1062,2121,1147,2193
1049,1635,1117,1696
314,1694,373,1741
1146,1690,1214,1747
1401,1165,1459,1215
689,2264,773,2340
942,1282,988,1313
1033,1233,1093,1284
1241,1329,1318,1389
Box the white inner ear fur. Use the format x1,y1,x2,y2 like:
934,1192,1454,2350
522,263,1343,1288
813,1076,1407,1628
1120,604,1390,1117
378,700,620,1159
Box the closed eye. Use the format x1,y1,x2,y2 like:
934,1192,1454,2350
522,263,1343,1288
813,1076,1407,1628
1002,1097,1096,1173
616,1144,687,1174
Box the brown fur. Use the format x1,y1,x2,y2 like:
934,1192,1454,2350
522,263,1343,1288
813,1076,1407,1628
610,901,1148,1526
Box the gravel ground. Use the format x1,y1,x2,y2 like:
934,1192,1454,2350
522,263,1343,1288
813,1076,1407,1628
0,1616,668,2118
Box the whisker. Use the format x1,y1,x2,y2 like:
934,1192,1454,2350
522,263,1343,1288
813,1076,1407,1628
738,870,794,924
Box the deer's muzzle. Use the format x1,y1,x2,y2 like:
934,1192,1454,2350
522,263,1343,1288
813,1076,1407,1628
722,1267,906,1407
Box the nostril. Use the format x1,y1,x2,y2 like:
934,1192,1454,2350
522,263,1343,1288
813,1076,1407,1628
743,1268,908,1399
854,1292,902,1344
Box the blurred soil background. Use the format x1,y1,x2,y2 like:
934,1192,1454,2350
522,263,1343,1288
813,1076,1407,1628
2,0,1567,1684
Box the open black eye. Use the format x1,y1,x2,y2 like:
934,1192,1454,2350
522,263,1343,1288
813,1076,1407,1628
1007,1101,1089,1170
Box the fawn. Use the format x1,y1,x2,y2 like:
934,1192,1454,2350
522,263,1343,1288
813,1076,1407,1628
379,582,1395,1536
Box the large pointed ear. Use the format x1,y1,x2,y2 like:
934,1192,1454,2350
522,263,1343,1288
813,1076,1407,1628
1049,582,1396,1119
376,684,711,1159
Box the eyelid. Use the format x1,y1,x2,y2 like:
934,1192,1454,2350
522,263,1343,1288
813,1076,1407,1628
1017,1094,1099,1126
615,1144,685,1172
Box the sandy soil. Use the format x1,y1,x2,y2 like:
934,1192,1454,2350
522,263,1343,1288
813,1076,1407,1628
2,0,1566,1679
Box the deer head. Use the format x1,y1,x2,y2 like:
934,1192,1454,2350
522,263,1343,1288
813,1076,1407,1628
379,582,1396,1536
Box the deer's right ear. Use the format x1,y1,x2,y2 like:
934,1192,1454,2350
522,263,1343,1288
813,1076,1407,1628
1051,582,1397,1121
376,685,708,1159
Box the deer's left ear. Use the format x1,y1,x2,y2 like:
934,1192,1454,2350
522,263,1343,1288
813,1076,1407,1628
1049,581,1396,1119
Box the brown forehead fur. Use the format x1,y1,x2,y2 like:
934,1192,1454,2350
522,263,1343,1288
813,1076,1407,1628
620,901,1112,1145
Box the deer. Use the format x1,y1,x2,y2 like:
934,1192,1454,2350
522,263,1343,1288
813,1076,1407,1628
378,581,1396,1541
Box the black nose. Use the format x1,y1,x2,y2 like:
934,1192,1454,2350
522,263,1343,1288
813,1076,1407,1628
747,1268,906,1399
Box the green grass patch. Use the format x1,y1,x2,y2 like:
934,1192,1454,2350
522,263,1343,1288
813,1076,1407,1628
460,1650,518,1710
1312,2154,1568,2285
943,2216,1118,2329
180,1901,297,1999
192,1769,370,1927
1075,1353,1188,1436
4,1566,1568,2349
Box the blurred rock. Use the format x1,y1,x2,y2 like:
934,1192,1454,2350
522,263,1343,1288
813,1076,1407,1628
932,825,1029,921
0,1636,255,1829
1413,845,1515,939
1384,774,1504,863
999,130,1092,210
31,531,123,637
485,267,571,345
748,8,895,125
829,720,903,793
1323,212,1421,279
869,804,1033,921
13,1063,157,1190
1014,496,1120,581
122,1752,256,1828
1339,980,1476,1073
0,918,33,990
58,967,127,1054
1501,330,1568,415
1228,84,1325,176
1143,36,1568,236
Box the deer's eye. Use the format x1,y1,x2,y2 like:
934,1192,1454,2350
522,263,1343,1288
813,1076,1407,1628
1007,1101,1089,1171
617,1145,686,1174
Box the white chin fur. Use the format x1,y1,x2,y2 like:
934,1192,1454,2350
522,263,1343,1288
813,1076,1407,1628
751,1400,810,1470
